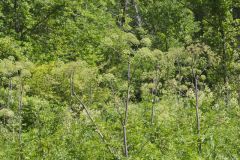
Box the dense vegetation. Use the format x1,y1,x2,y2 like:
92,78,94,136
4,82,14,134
0,0,239,159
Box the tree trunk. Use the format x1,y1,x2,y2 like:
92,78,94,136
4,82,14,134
14,0,20,33
194,76,201,155
37,109,44,158
132,0,142,27
238,89,240,106
165,35,169,51
151,86,155,125
7,78,12,108
151,65,159,125
4,79,13,125
18,83,23,160
220,27,230,107
121,0,129,26
123,54,131,157
70,71,74,97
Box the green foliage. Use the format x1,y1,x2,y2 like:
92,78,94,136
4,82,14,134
0,37,23,60
0,0,239,159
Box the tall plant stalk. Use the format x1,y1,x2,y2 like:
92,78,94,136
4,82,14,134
18,82,23,160
123,53,131,157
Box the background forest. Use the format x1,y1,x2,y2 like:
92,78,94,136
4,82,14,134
0,0,240,159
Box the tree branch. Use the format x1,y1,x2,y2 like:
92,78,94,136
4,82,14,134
21,4,65,36
69,70,117,158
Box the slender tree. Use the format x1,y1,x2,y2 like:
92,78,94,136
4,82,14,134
132,0,142,27
18,82,23,160
151,64,159,125
186,43,217,155
120,0,129,26
122,53,131,157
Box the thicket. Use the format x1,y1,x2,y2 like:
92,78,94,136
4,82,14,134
0,0,239,159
